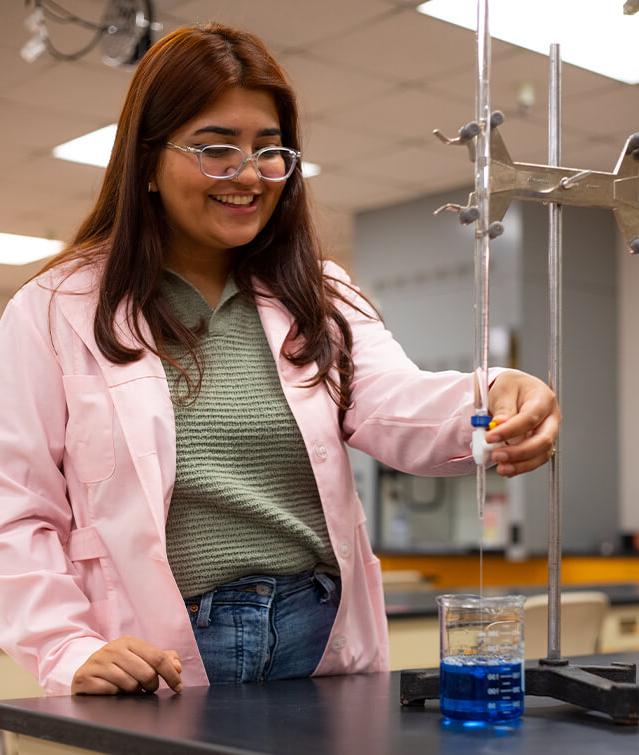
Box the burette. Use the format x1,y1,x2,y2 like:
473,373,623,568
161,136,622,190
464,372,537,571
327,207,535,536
470,0,495,523
432,0,505,584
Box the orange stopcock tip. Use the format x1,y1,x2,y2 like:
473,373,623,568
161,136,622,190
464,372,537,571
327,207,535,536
488,419,502,430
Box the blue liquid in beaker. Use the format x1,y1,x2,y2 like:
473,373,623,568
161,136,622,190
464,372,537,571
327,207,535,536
440,656,524,723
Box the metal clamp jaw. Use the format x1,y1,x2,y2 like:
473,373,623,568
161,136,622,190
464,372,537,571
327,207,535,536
433,111,505,161
433,119,480,162
433,202,504,238
433,111,506,239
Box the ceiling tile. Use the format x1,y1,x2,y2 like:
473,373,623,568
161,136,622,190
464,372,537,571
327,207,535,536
152,0,196,11
280,51,392,121
493,125,628,175
2,60,132,121
1,1,34,53
0,42,57,93
308,10,515,85
561,85,639,143
486,116,554,166
307,170,423,213
170,0,392,48
0,187,95,242
343,143,473,192
333,86,475,141
427,47,617,112
426,47,637,151
0,178,68,238
0,99,100,152
302,121,392,169
562,136,634,174
10,155,104,197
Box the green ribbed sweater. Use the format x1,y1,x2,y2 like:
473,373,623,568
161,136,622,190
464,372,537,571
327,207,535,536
160,270,337,598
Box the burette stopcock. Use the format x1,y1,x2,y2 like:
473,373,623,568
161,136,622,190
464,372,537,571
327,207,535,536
471,414,499,465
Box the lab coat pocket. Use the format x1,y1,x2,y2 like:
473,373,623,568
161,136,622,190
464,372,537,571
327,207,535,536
63,375,116,483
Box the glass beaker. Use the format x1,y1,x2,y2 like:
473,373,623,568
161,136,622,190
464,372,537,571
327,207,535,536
437,594,526,723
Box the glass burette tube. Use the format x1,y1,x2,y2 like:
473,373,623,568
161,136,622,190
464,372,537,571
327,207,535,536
473,0,492,526
472,0,493,599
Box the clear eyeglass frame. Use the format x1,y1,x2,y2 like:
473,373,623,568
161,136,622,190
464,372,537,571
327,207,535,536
165,141,301,182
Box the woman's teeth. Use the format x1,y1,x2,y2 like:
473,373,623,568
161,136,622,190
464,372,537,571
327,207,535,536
211,194,255,206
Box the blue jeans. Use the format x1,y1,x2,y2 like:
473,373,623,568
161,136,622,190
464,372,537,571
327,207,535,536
184,569,341,684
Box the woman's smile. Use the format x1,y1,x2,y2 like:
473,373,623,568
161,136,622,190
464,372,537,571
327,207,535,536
208,192,260,212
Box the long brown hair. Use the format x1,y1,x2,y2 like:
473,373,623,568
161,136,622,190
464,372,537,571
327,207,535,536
38,23,371,424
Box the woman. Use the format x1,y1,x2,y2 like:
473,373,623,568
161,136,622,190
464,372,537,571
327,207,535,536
0,24,559,696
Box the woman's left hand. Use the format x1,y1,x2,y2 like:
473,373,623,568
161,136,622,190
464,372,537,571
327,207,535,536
486,370,561,477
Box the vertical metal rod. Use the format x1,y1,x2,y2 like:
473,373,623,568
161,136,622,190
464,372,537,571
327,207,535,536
547,43,563,661
474,0,491,523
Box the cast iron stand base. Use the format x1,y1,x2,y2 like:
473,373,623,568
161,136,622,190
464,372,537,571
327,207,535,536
400,660,639,725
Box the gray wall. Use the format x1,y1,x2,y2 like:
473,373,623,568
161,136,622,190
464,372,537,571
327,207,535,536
354,188,522,372
618,228,639,533
353,188,619,555
518,203,619,552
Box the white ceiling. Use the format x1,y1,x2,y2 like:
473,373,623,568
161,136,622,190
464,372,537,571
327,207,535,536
0,0,637,292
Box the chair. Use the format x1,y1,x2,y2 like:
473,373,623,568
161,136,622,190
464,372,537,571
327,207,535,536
523,591,610,659
381,570,426,590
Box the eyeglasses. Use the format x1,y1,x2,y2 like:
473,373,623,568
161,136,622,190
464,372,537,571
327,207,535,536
166,142,301,182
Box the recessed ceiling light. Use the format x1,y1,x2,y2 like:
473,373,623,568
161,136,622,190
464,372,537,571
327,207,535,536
0,233,63,266
52,124,117,168
416,0,639,84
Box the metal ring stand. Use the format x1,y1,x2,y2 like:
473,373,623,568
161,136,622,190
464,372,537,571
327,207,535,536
400,0,639,725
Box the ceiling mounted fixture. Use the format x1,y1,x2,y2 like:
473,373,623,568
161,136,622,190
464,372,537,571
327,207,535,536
21,0,161,68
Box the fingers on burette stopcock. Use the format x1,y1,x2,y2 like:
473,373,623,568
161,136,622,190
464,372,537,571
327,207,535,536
486,371,560,477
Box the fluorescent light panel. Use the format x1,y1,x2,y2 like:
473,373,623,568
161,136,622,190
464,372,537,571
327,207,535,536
54,125,322,178
0,233,63,266
417,0,639,84
52,124,117,168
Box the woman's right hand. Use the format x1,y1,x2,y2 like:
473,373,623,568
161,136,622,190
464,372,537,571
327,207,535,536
71,636,183,695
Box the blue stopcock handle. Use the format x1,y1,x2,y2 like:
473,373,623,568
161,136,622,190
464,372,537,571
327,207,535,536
471,414,493,428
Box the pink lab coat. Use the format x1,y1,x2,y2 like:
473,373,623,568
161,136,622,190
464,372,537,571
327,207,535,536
0,261,498,695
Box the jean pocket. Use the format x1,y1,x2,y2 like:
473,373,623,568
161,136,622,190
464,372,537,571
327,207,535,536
314,572,340,604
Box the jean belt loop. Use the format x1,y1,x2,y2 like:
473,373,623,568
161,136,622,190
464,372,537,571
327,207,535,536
313,570,336,603
196,590,214,628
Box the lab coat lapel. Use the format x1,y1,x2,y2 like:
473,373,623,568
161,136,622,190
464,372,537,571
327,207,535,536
253,283,295,359
253,281,317,384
